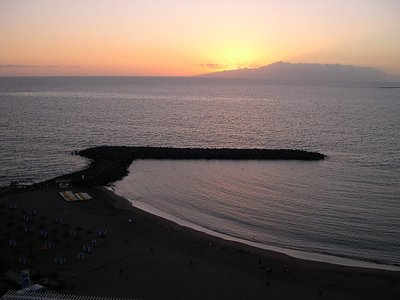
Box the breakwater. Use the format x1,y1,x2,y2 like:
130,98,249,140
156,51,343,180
56,146,325,185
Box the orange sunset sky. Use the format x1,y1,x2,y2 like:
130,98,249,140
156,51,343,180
1,0,399,76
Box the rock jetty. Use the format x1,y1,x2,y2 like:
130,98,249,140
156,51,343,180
55,146,325,186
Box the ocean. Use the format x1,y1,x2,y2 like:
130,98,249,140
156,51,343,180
0,77,399,268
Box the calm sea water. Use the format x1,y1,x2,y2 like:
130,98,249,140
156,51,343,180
0,77,399,267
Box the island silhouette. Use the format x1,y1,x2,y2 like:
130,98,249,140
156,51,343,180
199,61,389,82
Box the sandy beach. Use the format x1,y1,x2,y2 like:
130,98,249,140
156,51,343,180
1,184,399,300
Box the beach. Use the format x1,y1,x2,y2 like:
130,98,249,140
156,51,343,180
1,184,399,299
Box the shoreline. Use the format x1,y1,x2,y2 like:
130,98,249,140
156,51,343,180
101,185,400,277
109,186,400,272
1,184,400,299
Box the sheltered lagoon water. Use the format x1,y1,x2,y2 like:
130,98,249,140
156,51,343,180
113,159,400,268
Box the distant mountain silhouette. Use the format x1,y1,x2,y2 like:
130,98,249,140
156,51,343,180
199,62,388,82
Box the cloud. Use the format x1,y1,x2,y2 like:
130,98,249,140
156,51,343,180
201,63,260,70
201,63,228,69
0,64,40,68
0,64,81,68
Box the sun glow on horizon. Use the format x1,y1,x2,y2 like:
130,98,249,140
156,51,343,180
210,45,262,70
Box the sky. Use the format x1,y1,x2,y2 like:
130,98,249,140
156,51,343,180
0,0,399,76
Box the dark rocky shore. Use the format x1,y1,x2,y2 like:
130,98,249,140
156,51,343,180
56,146,326,186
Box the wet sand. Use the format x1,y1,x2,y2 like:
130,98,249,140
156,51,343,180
1,185,399,299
